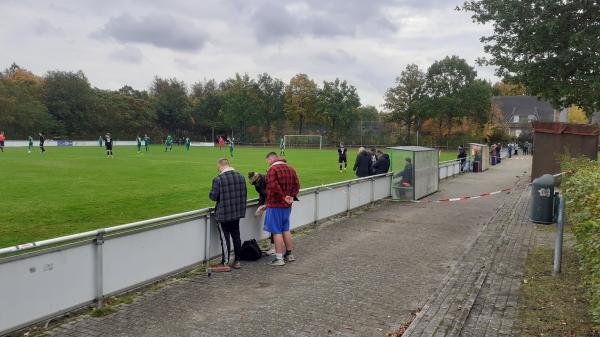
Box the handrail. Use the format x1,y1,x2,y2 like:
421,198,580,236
0,173,393,256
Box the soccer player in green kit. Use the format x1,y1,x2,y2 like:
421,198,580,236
144,134,150,151
228,136,235,158
28,135,34,153
279,137,285,156
185,137,191,151
165,135,173,152
136,135,142,153
98,136,103,147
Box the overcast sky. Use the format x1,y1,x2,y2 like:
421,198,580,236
0,0,498,107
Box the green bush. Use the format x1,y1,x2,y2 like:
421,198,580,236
561,157,600,324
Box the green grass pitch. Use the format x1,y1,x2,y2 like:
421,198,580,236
0,145,458,248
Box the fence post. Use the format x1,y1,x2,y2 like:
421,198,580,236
553,196,565,275
346,182,351,216
314,190,319,224
94,229,105,309
204,215,211,276
370,178,375,206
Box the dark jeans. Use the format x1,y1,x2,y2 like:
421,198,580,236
219,219,241,263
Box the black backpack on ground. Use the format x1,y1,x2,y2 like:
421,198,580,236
239,239,262,261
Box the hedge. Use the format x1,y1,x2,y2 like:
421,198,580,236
561,157,600,324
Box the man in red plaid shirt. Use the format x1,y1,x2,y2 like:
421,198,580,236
264,152,300,266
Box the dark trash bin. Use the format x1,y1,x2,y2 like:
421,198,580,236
530,174,555,224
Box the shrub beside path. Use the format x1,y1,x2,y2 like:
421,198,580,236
46,158,533,337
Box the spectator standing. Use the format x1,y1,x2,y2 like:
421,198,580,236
495,144,502,163
264,152,300,266
353,147,372,177
507,143,513,158
372,150,390,174
457,146,467,172
209,158,248,272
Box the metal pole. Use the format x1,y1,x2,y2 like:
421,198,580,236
204,215,211,277
346,183,351,216
94,229,105,309
553,196,565,275
370,178,375,206
314,190,319,223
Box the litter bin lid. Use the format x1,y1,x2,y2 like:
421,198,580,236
533,174,555,185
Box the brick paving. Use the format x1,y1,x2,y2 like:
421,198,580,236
403,174,533,337
42,158,532,337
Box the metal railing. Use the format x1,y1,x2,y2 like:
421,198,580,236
0,157,495,335
0,172,393,335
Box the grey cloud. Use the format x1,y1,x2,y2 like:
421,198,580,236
109,46,143,64
93,13,207,52
34,18,64,36
316,49,357,64
251,0,400,44
252,3,349,43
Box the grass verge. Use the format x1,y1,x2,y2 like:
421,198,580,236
518,224,599,337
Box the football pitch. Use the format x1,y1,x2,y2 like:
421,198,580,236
0,146,458,248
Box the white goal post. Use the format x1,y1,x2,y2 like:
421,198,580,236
283,135,322,150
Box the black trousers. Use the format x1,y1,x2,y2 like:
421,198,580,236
218,219,241,263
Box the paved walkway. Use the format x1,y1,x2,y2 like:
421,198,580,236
403,169,532,337
46,158,532,337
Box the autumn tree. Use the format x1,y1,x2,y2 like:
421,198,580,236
284,74,318,135
425,56,477,139
384,64,427,143
190,79,222,136
257,73,285,141
460,0,600,115
567,106,589,124
219,73,262,141
44,70,95,136
493,82,526,96
150,77,192,132
316,78,361,139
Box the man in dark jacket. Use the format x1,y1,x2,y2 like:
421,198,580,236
457,146,467,172
209,158,247,272
248,171,274,255
372,150,390,175
353,147,372,177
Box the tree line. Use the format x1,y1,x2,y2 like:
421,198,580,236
1,55,508,145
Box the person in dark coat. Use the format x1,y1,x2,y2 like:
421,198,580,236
392,158,413,199
353,147,372,178
457,146,467,172
372,150,390,175
209,158,247,272
248,171,275,255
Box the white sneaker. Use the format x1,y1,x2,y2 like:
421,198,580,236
269,258,285,266
265,248,276,255
284,253,295,262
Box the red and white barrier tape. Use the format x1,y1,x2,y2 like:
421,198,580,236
413,188,512,203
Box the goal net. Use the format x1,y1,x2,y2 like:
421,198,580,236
283,135,322,149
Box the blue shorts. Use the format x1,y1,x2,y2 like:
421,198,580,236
264,207,292,234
